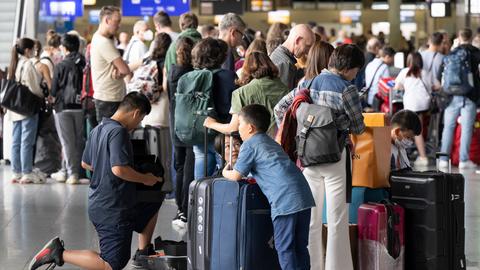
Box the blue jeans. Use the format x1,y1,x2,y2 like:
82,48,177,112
193,144,222,180
12,114,39,174
441,96,477,162
273,209,311,270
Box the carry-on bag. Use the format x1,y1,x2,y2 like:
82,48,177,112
138,238,187,270
451,111,480,166
390,153,466,270
131,126,172,193
358,201,405,270
187,128,281,270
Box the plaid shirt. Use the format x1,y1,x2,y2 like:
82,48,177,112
274,71,365,135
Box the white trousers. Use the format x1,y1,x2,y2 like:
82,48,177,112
303,150,353,270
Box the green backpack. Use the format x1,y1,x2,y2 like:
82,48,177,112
174,69,219,145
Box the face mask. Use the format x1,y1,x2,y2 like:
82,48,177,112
143,30,154,41
395,138,414,149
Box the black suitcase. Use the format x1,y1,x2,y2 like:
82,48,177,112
390,154,466,270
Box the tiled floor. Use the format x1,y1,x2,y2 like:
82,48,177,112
0,164,479,270
0,165,184,270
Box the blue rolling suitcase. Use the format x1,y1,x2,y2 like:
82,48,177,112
187,132,281,270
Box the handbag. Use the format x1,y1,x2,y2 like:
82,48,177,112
0,63,43,116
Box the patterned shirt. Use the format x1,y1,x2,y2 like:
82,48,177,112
274,69,365,135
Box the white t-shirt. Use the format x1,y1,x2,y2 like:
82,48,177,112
91,32,126,102
395,68,433,112
123,36,148,64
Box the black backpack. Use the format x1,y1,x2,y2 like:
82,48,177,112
63,58,83,105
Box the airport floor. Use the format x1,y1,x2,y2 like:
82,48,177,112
0,164,479,270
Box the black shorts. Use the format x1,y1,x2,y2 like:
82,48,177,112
93,202,162,270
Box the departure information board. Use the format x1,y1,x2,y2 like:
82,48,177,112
122,0,190,16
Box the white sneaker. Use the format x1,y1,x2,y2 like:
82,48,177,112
66,175,80,185
414,157,429,167
20,173,44,184
459,160,477,170
438,160,449,169
51,171,67,183
11,173,22,183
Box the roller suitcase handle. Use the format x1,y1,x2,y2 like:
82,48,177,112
436,152,451,173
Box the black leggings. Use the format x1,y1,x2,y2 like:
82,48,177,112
174,145,195,214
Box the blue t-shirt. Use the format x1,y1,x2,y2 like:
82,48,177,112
234,133,315,220
82,118,136,225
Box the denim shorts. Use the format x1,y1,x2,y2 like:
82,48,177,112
93,202,162,270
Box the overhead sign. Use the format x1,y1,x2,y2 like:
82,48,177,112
122,0,190,17
199,0,244,15
43,0,83,17
249,0,274,12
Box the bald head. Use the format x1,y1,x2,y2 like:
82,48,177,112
284,24,315,59
366,37,381,54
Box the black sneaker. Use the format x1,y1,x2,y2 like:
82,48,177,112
131,243,155,269
29,237,65,270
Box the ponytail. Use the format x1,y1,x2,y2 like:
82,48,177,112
8,45,18,80
8,38,35,80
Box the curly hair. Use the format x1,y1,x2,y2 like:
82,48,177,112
192,38,228,70
151,33,172,61
237,51,278,86
175,37,195,67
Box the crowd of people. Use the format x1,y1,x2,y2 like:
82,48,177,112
4,5,480,270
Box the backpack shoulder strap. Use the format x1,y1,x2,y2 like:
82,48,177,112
40,56,54,67
366,61,386,90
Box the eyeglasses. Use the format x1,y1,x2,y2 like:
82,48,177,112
234,29,245,38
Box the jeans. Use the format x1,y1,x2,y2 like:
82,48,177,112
94,99,120,123
273,209,311,270
54,110,85,177
440,96,477,162
12,114,39,174
174,146,195,214
193,144,222,180
302,150,353,270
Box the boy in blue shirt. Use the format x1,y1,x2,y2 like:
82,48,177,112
223,104,315,270
29,92,163,270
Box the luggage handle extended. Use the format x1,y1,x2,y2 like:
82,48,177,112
436,152,451,173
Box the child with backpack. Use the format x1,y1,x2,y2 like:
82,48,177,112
50,34,86,184
222,104,315,270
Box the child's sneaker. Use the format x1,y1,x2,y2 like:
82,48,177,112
172,211,187,231
414,157,429,167
51,171,67,183
131,243,155,268
29,236,65,270
11,172,22,183
66,175,79,185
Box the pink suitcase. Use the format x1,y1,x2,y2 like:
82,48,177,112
358,202,405,270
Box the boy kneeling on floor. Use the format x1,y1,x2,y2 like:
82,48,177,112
390,110,422,171
29,92,163,270
222,104,316,270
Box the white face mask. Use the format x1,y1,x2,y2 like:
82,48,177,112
143,30,154,41
396,138,414,149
